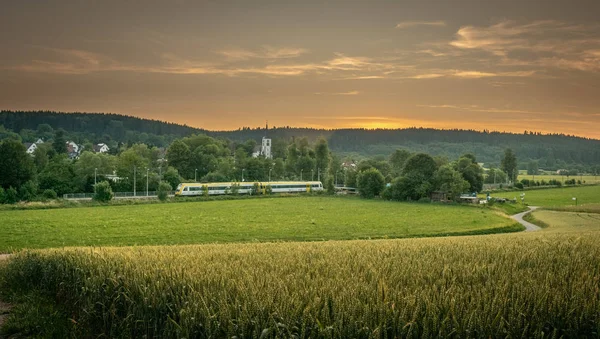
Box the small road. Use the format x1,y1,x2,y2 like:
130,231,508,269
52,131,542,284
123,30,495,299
511,206,541,231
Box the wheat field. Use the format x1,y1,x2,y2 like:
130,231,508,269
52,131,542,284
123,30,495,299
3,229,599,338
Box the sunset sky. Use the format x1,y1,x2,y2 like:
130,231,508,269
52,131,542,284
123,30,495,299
1,0,600,138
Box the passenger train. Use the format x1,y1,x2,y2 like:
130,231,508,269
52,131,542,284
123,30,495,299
175,181,324,196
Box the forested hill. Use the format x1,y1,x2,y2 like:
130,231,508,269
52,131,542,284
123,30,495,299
2,110,600,170
0,110,206,142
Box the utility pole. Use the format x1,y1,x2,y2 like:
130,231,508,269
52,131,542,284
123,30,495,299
94,168,97,190
134,166,136,197
300,169,303,181
195,169,198,182
317,168,320,182
311,169,314,181
269,168,272,182
242,168,245,182
146,168,149,196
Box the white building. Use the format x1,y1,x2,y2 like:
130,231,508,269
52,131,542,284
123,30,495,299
261,137,272,159
24,142,37,154
66,141,79,154
93,143,110,153
252,137,272,159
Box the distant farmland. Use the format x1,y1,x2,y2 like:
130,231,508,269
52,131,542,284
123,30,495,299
518,174,600,184
516,185,600,207
0,197,519,252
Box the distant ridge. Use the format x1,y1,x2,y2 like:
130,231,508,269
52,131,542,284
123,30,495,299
2,110,597,141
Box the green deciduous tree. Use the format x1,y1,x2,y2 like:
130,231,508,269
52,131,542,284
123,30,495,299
501,148,518,183
402,153,438,178
0,139,35,190
527,161,539,175
433,165,470,201
163,166,181,190
166,140,191,178
455,154,484,193
384,173,433,201
357,168,385,199
38,156,77,196
52,129,67,155
484,168,508,184
314,138,330,179
389,149,411,176
33,143,51,172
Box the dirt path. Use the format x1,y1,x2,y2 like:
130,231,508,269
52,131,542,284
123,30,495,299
0,255,10,261
511,206,541,231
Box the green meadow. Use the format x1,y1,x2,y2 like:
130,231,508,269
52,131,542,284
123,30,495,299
0,197,518,252
488,185,600,207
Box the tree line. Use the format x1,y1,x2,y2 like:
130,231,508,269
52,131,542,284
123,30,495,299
2,111,600,173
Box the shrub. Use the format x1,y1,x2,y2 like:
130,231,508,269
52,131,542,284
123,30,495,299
251,183,260,195
0,187,5,204
93,181,113,202
4,187,18,204
514,182,524,189
202,185,209,197
265,185,273,195
157,182,172,202
325,177,335,195
19,180,38,202
230,183,240,195
42,189,58,200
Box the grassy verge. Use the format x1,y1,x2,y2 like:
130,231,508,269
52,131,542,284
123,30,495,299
0,192,313,211
2,232,600,338
488,203,529,215
529,210,600,233
545,203,600,214
0,197,517,252
522,211,550,228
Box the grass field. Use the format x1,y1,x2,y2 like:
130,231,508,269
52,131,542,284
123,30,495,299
518,173,600,184
530,210,600,232
489,185,600,207
2,229,599,337
544,203,600,214
0,197,519,252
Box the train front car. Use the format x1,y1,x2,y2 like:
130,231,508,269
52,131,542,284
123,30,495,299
174,184,184,196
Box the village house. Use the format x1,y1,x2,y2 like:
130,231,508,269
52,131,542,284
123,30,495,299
23,142,38,154
23,138,44,155
93,143,110,153
66,141,80,159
